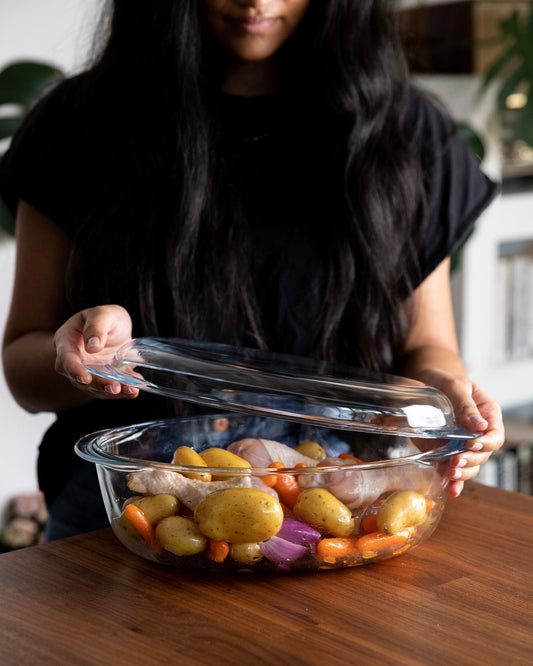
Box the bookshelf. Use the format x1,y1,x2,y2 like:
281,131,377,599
459,191,533,411
458,190,533,495
477,405,533,494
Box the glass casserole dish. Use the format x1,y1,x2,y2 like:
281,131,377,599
76,338,477,573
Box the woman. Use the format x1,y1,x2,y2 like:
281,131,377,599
0,0,504,539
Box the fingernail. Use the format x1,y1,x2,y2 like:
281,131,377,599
86,337,100,352
468,441,484,451
456,458,467,468
104,384,118,394
449,468,462,480
76,375,91,385
469,415,487,428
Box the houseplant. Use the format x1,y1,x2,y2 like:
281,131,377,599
478,6,533,150
0,60,63,235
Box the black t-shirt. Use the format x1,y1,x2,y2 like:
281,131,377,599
0,79,498,517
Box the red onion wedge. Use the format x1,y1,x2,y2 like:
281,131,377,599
276,519,321,547
260,536,308,565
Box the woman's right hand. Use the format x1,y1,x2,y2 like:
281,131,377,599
54,304,140,399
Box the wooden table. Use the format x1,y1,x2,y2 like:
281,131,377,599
1,482,532,666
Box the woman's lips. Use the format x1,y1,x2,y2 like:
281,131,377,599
232,16,278,35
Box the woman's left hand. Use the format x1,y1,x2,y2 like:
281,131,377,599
419,370,505,497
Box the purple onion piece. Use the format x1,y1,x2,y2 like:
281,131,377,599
276,519,321,546
260,535,308,564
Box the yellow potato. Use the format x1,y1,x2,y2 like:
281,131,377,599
293,488,355,537
172,446,212,482
119,493,179,535
229,542,264,565
194,488,283,543
377,490,427,535
136,494,180,525
155,516,208,556
295,440,327,461
199,447,251,480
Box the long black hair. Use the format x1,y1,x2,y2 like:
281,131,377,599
67,0,425,373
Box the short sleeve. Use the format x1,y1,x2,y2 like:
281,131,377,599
0,79,112,238
405,87,500,282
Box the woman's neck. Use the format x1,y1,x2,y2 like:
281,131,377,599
223,57,280,96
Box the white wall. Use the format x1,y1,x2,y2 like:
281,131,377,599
0,0,99,518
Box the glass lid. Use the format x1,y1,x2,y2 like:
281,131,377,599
85,337,476,439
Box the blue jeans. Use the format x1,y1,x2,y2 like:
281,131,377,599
44,462,109,541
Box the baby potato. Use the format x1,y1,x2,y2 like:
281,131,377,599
293,488,355,537
295,440,327,461
172,446,212,482
194,488,283,543
199,447,251,481
120,493,179,535
135,494,180,525
377,490,427,535
156,516,208,556
229,542,264,565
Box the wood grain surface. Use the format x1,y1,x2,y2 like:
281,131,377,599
1,482,532,666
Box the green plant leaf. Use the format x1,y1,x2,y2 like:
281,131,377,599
0,115,23,140
479,43,520,95
511,99,533,147
526,6,533,36
0,196,15,236
451,229,474,273
456,122,485,162
0,61,63,108
495,60,530,116
500,10,520,38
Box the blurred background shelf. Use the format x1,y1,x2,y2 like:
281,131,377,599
478,404,533,493
399,1,533,494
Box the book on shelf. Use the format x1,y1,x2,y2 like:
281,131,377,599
517,445,532,496
475,447,531,494
476,412,533,495
495,244,533,361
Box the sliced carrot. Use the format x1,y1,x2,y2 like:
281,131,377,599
294,462,307,468
260,474,278,488
426,499,437,512
261,461,284,487
392,543,413,556
273,473,302,508
360,513,379,534
124,503,163,553
206,539,230,563
316,537,360,564
357,528,414,559
264,461,302,507
339,453,364,463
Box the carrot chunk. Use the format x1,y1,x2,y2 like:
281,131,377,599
316,537,360,564
206,539,230,563
124,503,163,553
357,528,413,559
339,453,364,463
261,461,284,487
360,514,379,534
272,473,302,508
